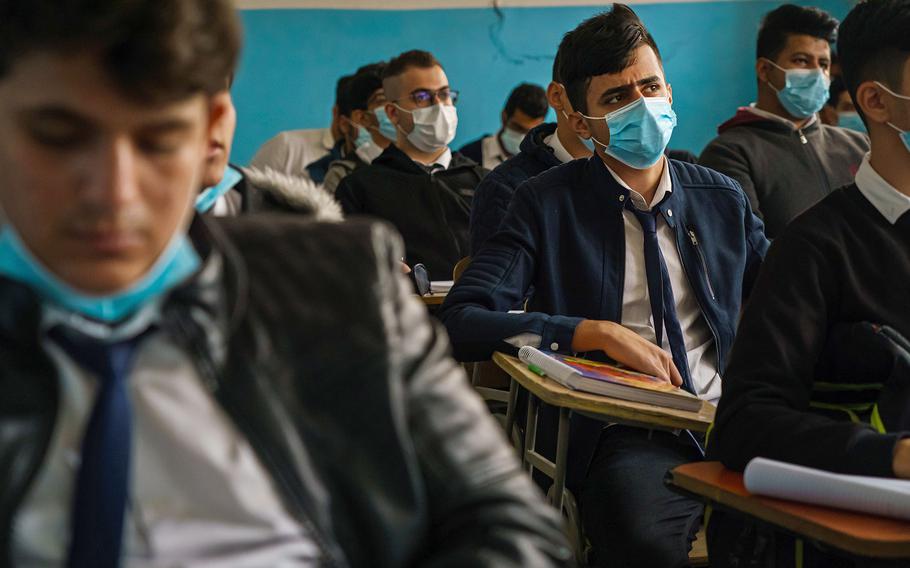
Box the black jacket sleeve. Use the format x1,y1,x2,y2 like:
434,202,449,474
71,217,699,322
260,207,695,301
709,229,902,477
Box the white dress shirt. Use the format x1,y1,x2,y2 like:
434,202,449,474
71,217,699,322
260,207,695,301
544,131,577,164
480,134,509,170
413,146,453,171
855,153,910,224
14,304,320,567
250,128,334,178
606,158,721,402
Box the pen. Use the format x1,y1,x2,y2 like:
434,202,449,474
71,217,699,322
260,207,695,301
527,364,546,377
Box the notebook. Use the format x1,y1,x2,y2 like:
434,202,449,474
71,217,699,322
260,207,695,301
744,457,910,521
517,346,702,412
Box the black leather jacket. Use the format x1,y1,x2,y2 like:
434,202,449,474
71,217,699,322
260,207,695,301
0,215,572,567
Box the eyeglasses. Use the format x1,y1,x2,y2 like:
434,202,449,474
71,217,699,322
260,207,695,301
396,88,459,108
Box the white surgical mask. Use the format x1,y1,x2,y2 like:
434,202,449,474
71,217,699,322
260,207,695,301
396,103,458,153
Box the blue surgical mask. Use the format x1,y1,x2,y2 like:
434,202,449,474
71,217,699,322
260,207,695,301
373,107,399,142
0,225,201,323
837,111,867,133
580,96,677,170
876,81,910,154
500,127,525,156
765,59,831,119
196,165,243,213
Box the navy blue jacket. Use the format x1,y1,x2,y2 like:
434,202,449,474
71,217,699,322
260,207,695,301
440,156,769,484
469,123,562,255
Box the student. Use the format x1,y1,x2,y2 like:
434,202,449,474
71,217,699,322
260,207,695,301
336,50,485,280
249,76,349,179
0,1,573,565
440,6,769,567
827,76,868,132
708,1,910,566
459,83,548,170
700,5,869,239
196,81,342,218
469,56,593,255
323,62,394,195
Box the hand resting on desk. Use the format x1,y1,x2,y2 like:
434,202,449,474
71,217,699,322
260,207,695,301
571,320,683,387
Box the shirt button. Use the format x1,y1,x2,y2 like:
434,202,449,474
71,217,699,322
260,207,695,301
667,209,673,217
550,342,559,351
618,195,625,202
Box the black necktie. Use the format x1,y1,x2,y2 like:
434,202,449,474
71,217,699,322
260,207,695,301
48,326,149,568
626,202,695,394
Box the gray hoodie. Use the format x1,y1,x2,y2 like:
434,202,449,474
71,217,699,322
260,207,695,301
699,107,868,238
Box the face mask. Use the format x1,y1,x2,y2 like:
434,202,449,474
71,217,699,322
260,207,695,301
196,165,243,213
0,225,201,323
764,59,831,119
500,127,525,156
876,81,910,153
837,111,867,133
353,123,373,149
561,109,596,151
580,96,677,170
395,103,458,153
354,137,384,164
373,107,399,142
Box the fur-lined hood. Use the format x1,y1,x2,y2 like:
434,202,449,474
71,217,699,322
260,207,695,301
240,166,343,222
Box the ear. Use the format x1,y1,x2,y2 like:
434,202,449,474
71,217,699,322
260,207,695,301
501,110,509,127
756,58,774,86
547,81,565,112
207,92,231,139
385,102,400,125
856,81,890,126
667,83,673,106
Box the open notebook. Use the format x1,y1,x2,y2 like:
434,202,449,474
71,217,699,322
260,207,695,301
517,346,702,412
744,457,910,521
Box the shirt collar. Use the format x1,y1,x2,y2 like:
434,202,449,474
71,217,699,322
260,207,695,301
746,103,818,130
321,127,335,152
413,147,452,170
484,134,509,162
855,153,910,224
603,156,672,210
544,131,575,164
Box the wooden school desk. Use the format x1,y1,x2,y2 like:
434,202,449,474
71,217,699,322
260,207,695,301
418,292,447,306
667,461,910,560
493,352,715,510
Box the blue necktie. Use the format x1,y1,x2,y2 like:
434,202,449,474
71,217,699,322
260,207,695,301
626,202,695,394
48,326,148,568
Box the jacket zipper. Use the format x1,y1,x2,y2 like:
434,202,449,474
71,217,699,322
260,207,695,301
797,127,808,144
169,315,341,567
687,228,716,300
673,229,724,372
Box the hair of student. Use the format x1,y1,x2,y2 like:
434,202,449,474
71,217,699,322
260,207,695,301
556,4,661,114
0,0,242,104
826,76,847,107
838,0,910,123
504,83,548,119
382,50,443,81
335,74,355,107
339,62,386,117
756,4,839,61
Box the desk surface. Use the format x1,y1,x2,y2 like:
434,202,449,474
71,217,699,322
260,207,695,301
669,461,910,559
419,292,447,306
493,352,714,432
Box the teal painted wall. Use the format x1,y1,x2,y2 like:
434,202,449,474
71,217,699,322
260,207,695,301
232,1,852,164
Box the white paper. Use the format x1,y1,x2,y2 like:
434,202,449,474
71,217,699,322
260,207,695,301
744,457,910,521
430,280,454,293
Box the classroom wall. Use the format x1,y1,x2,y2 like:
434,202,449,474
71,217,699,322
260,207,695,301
232,0,852,165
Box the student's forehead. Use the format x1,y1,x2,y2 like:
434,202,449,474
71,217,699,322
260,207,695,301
780,34,831,58
588,51,664,93
399,65,448,91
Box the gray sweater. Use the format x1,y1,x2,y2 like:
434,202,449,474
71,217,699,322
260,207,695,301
699,108,869,238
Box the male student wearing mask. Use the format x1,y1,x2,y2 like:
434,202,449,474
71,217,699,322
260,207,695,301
323,62,394,195
195,79,342,219
0,1,573,566
469,55,593,255
700,4,869,239
440,6,769,567
336,50,486,280
459,83,549,170
709,1,910,566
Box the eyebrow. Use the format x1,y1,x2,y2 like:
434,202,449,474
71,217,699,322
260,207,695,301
598,75,662,102
790,51,830,62
17,105,195,134
409,85,450,94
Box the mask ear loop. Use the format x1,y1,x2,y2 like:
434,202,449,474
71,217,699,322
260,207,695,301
875,81,910,134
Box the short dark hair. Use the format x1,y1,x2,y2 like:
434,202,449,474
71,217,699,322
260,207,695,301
339,62,386,117
382,50,443,82
827,75,848,108
504,83,548,119
335,74,355,107
756,5,838,61
0,0,242,104
556,5,661,114
839,0,910,123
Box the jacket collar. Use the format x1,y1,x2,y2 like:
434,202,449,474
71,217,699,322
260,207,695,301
718,106,821,135
519,122,562,168
584,154,681,228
